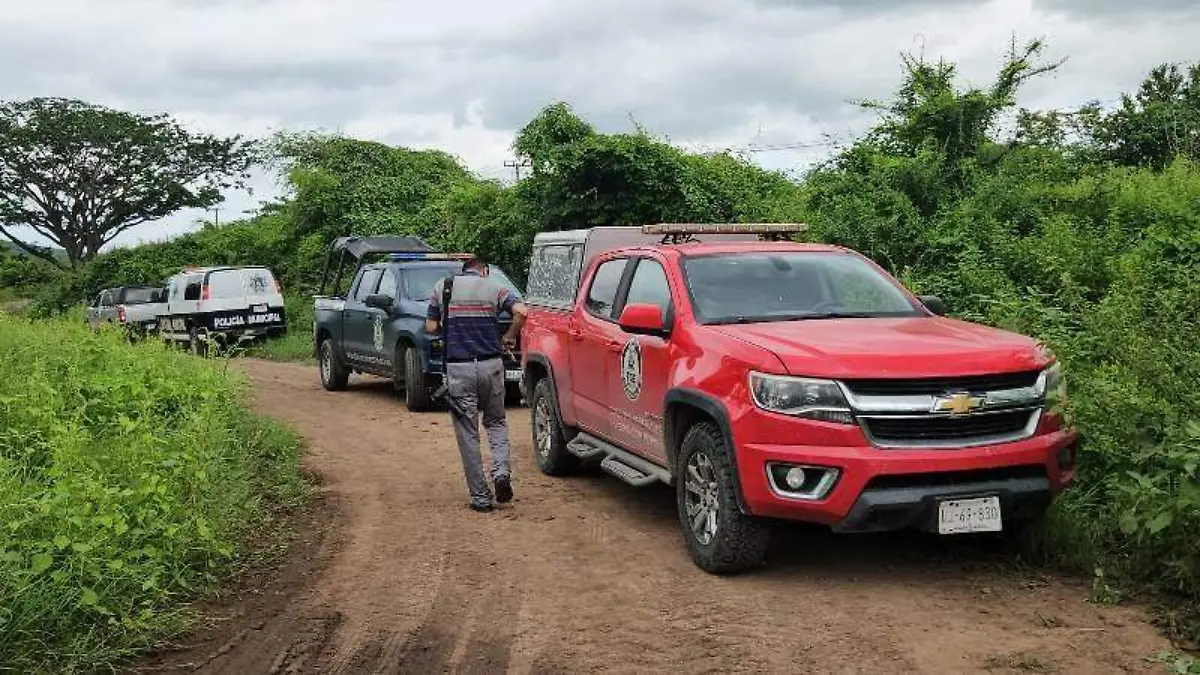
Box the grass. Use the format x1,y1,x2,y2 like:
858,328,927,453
244,331,316,364
0,315,308,673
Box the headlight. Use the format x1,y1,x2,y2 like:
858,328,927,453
748,372,854,424
1037,362,1067,413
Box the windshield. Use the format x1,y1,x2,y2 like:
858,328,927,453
120,287,160,305
682,252,922,324
403,265,523,302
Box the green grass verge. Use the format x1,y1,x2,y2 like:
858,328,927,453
0,314,308,673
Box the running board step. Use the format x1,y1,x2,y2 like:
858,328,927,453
566,437,606,460
567,432,672,487
600,456,659,487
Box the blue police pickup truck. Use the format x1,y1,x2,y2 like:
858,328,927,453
312,235,526,411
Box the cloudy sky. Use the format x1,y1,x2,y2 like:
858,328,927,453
3,0,1199,249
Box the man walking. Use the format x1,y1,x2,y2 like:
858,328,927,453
426,256,526,512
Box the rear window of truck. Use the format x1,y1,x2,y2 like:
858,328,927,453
527,244,583,308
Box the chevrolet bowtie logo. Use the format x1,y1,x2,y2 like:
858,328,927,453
932,392,985,415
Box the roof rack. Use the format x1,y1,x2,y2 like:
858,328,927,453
641,223,808,244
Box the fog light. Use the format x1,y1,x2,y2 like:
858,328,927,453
784,467,807,490
767,463,841,500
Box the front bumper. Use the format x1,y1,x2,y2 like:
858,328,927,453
733,408,1077,531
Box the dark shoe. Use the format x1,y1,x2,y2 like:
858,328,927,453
494,476,513,503
469,502,494,513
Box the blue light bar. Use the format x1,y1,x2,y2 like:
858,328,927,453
388,252,473,262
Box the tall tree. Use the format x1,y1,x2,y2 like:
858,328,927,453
0,97,258,268
1082,62,1200,169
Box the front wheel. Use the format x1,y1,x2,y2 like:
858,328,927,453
403,347,432,412
676,422,771,574
319,339,349,391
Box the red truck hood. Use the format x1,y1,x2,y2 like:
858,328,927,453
710,317,1050,379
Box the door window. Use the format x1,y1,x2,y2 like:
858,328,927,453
585,259,628,319
353,268,383,301
376,268,399,300
622,259,672,318
99,290,114,307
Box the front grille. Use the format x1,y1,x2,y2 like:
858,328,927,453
842,371,1040,396
861,409,1036,446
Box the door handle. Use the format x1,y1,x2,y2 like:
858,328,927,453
568,327,584,341
605,338,622,351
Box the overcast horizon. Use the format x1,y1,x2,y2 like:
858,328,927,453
3,0,1199,251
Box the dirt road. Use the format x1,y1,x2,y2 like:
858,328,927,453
138,359,1171,674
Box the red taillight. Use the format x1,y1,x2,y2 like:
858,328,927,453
117,306,126,323
201,283,210,301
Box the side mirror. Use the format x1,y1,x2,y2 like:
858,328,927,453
364,294,394,312
618,302,669,337
919,294,947,316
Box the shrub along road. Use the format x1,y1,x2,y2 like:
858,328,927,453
136,359,1173,674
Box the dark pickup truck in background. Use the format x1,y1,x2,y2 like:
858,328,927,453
312,235,526,411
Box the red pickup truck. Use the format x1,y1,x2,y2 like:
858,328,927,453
520,224,1076,573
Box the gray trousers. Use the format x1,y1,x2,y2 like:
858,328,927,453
446,358,510,506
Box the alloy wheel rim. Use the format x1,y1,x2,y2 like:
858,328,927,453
684,451,720,546
534,395,552,460
321,346,331,382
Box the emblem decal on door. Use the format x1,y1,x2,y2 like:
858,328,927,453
373,316,385,352
620,338,642,401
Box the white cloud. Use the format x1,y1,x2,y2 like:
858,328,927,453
2,0,1198,249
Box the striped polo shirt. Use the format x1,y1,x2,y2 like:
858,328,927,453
427,271,519,361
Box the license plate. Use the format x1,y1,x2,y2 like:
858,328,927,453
937,496,1002,534
252,304,268,313
505,369,522,382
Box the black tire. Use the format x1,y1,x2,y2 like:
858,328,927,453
530,377,579,476
403,347,432,412
676,422,771,574
319,339,349,391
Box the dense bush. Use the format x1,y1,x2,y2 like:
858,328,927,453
0,314,307,671
803,42,1200,625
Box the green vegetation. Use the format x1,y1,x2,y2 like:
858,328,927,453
2,37,1198,645
0,315,307,672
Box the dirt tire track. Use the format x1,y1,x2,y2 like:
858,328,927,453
132,359,1172,674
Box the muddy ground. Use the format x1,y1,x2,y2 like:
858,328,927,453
132,359,1173,674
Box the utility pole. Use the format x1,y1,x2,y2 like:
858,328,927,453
503,158,531,182
209,207,220,227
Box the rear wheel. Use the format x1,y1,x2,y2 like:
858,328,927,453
403,347,432,412
319,339,349,391
530,377,578,476
677,422,771,574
